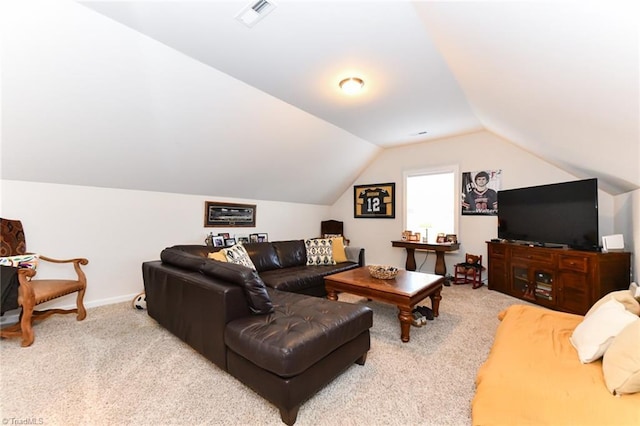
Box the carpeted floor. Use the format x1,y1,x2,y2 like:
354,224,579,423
0,285,529,425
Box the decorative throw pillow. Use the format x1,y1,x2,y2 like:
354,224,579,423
602,319,640,395
207,251,227,262
330,237,348,263
0,253,39,270
305,238,336,266
221,244,256,270
570,299,638,363
586,289,640,317
630,282,640,303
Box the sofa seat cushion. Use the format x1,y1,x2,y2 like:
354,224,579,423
259,262,359,293
225,289,372,378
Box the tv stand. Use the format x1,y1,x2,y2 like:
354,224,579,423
487,241,631,315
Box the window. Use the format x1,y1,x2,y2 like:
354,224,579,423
404,167,457,242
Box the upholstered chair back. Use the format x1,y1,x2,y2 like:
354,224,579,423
0,218,27,257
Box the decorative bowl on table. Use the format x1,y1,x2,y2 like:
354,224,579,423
368,265,399,280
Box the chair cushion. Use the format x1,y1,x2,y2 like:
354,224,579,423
225,289,372,377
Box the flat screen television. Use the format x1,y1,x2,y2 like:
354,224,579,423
497,178,599,251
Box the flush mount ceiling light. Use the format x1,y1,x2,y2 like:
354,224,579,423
339,77,364,95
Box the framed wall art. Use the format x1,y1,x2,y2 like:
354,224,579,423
461,170,502,216
204,201,256,227
354,183,395,219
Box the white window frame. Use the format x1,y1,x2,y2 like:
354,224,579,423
403,164,460,241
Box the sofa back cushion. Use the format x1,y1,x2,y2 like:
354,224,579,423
167,244,212,258
160,247,207,272
242,242,282,272
272,240,307,268
200,260,274,315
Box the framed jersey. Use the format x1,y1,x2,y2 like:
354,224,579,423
354,182,396,218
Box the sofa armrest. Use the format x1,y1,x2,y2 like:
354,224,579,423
345,246,365,266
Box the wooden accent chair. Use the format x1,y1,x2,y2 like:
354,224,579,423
321,220,349,245
0,218,88,346
453,253,485,289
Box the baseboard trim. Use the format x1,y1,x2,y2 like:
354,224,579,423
0,292,140,326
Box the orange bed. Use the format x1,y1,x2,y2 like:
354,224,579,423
472,304,640,425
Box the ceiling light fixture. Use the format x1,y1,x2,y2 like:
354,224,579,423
339,77,364,95
236,0,277,28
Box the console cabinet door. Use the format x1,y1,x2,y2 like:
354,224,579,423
557,254,590,314
487,243,508,292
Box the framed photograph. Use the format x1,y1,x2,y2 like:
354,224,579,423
249,233,259,243
218,233,230,239
257,233,269,242
211,236,225,247
353,182,395,219
236,236,250,244
224,238,237,247
436,233,447,243
204,201,256,227
446,234,458,244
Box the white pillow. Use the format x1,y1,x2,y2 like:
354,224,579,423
221,244,256,270
570,299,639,363
630,282,640,302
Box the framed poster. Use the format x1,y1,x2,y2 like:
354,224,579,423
204,201,256,227
461,170,501,216
354,183,395,219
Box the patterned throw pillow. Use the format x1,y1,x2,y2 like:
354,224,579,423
221,244,256,270
0,253,39,270
305,238,336,266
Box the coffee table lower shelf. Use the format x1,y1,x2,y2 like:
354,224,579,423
324,267,444,342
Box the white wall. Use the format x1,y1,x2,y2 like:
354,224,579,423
330,130,628,278
614,189,639,282
1,180,329,311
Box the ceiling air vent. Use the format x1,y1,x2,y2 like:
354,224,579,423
235,0,277,28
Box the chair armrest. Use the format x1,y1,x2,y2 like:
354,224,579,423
39,255,88,265
345,246,365,266
39,255,89,282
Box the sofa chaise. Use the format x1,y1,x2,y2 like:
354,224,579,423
142,240,372,425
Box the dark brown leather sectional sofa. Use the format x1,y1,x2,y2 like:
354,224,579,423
142,240,373,425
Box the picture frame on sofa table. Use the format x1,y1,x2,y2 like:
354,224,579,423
212,236,225,247
204,201,256,227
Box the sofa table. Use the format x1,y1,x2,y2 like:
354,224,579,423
391,240,460,275
324,267,444,342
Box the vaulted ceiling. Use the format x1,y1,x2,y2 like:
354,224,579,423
1,1,638,204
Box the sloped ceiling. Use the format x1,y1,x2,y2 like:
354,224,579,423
1,1,638,205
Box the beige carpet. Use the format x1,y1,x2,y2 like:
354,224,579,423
0,285,528,425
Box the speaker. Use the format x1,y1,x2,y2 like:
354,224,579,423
602,234,624,253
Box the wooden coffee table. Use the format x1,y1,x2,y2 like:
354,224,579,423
324,267,443,343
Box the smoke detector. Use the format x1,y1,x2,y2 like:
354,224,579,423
236,0,277,28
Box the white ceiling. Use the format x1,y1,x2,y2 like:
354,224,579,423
1,1,638,204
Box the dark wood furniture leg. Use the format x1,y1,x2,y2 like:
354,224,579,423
434,251,447,276
429,288,442,316
397,307,412,342
404,248,417,271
